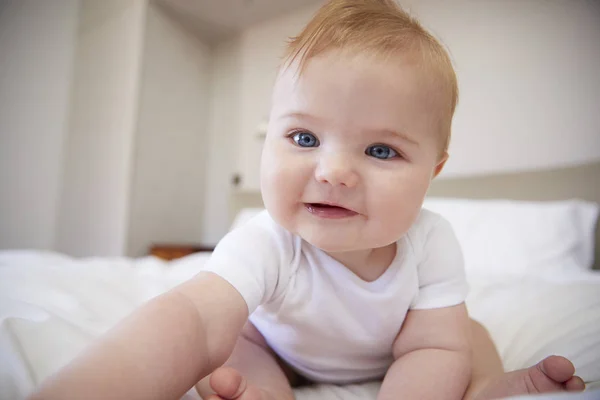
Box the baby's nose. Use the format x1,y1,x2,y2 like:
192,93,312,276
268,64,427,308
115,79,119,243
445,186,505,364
314,153,359,188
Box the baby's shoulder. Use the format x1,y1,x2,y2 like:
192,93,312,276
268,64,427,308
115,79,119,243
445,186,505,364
230,210,290,237
221,210,299,256
406,208,455,250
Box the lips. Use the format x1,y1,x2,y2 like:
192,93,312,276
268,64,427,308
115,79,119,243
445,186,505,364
304,202,358,219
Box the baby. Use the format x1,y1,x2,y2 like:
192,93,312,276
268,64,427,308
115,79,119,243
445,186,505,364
31,1,585,400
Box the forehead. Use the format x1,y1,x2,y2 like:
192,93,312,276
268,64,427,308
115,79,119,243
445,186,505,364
271,50,443,140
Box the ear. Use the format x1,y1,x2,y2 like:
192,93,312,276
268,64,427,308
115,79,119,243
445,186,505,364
433,152,448,179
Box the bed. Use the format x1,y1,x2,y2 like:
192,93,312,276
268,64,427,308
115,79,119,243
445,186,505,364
1,162,600,400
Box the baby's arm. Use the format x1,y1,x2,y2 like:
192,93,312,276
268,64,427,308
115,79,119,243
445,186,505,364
378,303,472,400
28,272,248,400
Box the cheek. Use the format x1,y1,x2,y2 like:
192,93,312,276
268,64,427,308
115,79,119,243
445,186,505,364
261,140,311,211
368,167,432,228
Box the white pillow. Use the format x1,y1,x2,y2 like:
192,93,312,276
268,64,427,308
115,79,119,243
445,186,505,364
423,198,599,277
466,276,600,385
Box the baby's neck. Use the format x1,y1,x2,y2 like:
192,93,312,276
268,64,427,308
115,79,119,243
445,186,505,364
326,243,397,282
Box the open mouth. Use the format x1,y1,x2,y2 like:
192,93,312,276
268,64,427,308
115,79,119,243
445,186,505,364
304,203,358,219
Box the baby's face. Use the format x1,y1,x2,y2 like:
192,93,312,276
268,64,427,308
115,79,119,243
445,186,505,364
261,50,447,252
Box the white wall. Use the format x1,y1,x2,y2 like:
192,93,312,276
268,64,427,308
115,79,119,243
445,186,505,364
401,0,600,177
201,37,243,245
0,0,79,250
127,3,211,256
55,0,148,257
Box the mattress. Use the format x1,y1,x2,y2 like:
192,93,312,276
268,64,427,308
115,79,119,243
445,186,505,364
1,250,599,399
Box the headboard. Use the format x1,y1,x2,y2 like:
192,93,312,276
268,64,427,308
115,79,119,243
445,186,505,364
231,161,600,270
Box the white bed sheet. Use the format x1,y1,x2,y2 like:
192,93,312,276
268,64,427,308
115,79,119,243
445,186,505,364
1,250,599,400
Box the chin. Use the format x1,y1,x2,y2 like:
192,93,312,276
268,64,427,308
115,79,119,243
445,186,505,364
306,238,358,253
313,228,402,252
297,228,361,252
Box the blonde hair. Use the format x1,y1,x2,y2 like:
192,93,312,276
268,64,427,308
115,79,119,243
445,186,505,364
282,0,458,155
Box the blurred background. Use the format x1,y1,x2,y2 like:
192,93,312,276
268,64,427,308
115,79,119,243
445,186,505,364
1,0,599,257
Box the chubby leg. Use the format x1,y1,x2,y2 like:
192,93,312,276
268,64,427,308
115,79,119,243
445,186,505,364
195,321,297,400
465,319,585,400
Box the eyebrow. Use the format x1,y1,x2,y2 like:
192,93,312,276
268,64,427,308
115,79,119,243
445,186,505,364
279,111,324,125
370,128,420,147
279,111,420,147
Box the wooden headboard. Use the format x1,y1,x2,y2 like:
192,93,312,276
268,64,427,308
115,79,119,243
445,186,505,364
231,161,600,270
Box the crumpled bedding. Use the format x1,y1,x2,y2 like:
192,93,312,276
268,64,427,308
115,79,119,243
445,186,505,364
1,250,599,400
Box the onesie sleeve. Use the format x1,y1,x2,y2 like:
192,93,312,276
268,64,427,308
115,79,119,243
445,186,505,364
410,214,469,310
201,211,293,314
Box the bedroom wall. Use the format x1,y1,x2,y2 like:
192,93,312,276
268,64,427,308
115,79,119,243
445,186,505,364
0,0,79,250
55,0,147,257
400,0,600,177
126,2,211,257
202,0,600,242
0,0,212,256
200,37,243,245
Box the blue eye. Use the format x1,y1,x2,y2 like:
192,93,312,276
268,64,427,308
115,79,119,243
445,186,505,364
292,131,320,147
366,144,398,160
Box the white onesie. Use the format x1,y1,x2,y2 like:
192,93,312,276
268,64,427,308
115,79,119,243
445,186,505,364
202,209,468,384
